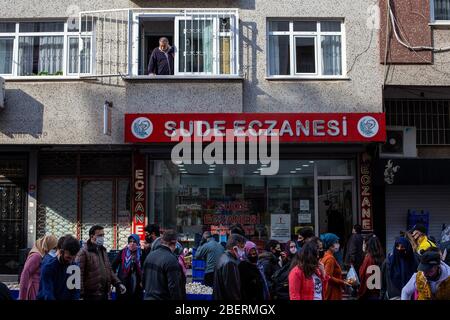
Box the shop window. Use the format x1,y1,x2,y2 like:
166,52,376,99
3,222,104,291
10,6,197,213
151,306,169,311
149,160,319,247
268,20,345,78
432,0,450,22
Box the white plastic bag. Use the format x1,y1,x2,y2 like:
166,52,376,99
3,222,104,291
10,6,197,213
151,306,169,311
346,265,360,287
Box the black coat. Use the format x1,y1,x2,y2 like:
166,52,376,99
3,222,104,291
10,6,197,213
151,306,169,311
148,47,174,75
238,261,266,300
143,245,185,300
258,251,280,290
213,251,241,300
111,249,143,300
344,233,364,271
0,282,12,300
271,262,291,300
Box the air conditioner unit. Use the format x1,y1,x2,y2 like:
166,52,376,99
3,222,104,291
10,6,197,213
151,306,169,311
380,126,417,158
0,77,5,109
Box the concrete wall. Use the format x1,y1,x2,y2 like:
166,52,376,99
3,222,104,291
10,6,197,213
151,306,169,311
0,0,384,145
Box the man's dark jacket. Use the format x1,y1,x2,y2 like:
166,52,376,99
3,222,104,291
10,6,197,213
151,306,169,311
213,251,241,300
148,47,174,75
143,245,185,300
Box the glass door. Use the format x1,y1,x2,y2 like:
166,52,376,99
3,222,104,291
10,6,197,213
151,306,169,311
317,179,355,247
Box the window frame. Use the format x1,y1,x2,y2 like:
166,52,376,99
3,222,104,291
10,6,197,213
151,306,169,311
0,21,94,78
430,0,450,25
131,10,239,78
267,19,347,79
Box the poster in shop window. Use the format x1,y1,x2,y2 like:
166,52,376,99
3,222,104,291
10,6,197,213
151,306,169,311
270,214,291,243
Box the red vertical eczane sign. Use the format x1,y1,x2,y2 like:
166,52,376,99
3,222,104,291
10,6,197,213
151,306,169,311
360,152,373,233
132,151,146,241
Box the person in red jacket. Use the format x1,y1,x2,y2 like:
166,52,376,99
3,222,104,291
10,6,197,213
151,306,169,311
358,235,384,300
288,240,329,300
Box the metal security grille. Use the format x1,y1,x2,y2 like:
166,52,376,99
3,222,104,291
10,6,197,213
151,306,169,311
37,178,78,238
0,158,26,274
79,9,130,78
81,180,114,250
385,99,450,145
37,152,131,249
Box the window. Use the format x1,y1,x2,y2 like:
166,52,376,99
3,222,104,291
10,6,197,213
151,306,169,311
385,99,450,145
0,21,93,77
131,9,239,76
0,38,14,75
268,20,345,77
0,23,15,75
432,0,450,22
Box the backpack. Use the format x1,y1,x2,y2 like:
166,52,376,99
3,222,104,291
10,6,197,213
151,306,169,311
271,262,291,300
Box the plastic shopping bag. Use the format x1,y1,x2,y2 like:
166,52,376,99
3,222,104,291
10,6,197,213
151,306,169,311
346,265,360,287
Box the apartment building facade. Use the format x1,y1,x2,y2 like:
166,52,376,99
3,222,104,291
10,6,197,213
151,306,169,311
0,0,388,274
375,0,450,251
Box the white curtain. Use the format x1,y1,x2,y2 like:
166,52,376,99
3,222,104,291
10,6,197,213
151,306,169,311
269,35,290,75
18,37,34,76
435,0,450,20
80,38,91,74
68,37,79,74
0,38,13,74
321,35,342,76
202,20,213,73
38,36,63,74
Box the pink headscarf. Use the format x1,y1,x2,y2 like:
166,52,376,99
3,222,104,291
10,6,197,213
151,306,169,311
244,241,258,257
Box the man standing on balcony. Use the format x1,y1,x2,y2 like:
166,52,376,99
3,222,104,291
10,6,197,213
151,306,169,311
148,37,175,76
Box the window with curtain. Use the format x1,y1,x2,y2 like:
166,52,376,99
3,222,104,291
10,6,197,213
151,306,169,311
434,0,450,20
0,38,14,74
68,37,92,74
2,21,94,77
268,20,344,77
18,36,64,76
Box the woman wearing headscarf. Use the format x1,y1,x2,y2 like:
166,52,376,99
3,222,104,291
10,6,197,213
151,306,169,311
380,236,418,300
112,234,143,300
19,235,58,300
238,241,270,300
320,233,350,300
358,235,385,300
271,240,298,300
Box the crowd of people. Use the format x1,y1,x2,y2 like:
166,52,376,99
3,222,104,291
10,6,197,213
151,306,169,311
1,222,449,301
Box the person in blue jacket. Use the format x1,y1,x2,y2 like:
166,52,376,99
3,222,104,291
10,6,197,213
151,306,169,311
37,235,81,300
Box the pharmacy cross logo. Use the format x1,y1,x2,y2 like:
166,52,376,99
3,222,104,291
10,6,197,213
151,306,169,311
357,116,379,138
131,117,153,139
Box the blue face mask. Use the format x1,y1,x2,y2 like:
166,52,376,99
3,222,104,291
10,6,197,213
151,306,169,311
48,249,57,257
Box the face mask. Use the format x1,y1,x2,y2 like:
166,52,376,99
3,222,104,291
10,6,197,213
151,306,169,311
95,236,105,247
48,249,57,257
128,242,138,252
248,255,258,264
290,247,297,255
397,249,406,256
274,249,281,257
145,235,153,244
333,243,340,252
235,247,245,259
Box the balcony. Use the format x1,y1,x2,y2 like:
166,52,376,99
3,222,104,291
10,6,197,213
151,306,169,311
77,8,240,80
